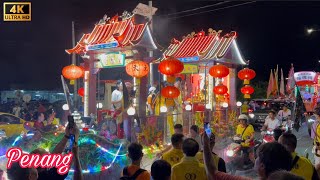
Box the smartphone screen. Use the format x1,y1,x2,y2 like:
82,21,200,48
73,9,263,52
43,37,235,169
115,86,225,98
204,122,211,137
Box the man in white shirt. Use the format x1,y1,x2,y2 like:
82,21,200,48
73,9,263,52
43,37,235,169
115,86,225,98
277,105,292,130
277,105,291,121
111,81,123,111
262,110,280,131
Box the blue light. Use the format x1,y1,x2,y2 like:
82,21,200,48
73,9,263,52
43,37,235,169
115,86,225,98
86,42,118,51
177,56,200,63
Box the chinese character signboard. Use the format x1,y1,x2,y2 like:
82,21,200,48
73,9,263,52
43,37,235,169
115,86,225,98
294,71,317,86
181,64,199,74
96,53,126,68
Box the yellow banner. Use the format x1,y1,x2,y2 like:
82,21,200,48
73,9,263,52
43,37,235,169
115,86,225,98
181,64,198,74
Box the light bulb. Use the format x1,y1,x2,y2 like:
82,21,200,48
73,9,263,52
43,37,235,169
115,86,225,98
160,106,168,113
62,104,69,110
127,107,136,115
236,101,242,107
185,104,192,111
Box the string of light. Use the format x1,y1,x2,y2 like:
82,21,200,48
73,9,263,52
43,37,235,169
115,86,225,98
157,1,230,17
166,1,256,20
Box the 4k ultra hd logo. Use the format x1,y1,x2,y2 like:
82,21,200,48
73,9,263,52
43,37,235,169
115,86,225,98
3,2,31,21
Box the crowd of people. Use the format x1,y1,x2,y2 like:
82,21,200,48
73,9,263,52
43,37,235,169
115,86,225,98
120,111,320,180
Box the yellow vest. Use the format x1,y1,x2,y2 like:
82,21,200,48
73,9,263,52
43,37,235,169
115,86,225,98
236,124,254,147
290,152,315,180
196,151,220,168
162,148,184,167
171,157,207,180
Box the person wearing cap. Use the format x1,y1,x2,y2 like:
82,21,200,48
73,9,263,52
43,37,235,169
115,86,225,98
236,114,255,165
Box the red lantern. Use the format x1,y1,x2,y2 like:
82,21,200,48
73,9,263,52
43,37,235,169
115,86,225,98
62,65,84,84
78,87,84,97
213,84,228,95
238,68,256,85
126,60,149,78
241,85,254,99
209,65,229,78
161,86,180,98
159,57,184,75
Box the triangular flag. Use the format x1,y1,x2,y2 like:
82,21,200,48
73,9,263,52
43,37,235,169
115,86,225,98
267,70,275,98
280,68,285,97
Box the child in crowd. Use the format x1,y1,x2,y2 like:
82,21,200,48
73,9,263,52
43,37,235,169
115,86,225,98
99,122,116,141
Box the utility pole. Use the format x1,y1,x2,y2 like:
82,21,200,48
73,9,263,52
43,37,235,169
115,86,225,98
72,21,77,109
148,1,154,86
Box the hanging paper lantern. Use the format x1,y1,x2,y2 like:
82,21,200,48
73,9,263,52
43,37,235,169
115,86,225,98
161,86,180,98
78,87,84,97
62,64,84,84
238,68,256,85
241,85,254,99
126,60,149,78
209,64,229,78
158,57,184,75
213,84,228,95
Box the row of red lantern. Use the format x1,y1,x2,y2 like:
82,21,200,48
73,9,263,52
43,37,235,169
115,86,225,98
159,57,184,99
238,68,256,98
209,64,229,101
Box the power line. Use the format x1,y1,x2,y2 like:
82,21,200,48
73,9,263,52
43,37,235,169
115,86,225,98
167,1,256,20
158,1,231,17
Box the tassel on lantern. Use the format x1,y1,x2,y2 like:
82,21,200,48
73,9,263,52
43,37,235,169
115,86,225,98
244,94,250,99
244,79,250,85
70,80,75,85
167,75,176,84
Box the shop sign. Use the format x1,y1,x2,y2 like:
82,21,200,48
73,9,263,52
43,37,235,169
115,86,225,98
177,56,200,63
96,53,126,68
181,64,198,74
294,71,316,82
86,41,118,51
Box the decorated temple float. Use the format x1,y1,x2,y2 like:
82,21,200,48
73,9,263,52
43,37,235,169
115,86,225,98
156,29,255,138
294,71,320,112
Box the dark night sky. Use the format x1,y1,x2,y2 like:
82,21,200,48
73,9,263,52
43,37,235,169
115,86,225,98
0,0,320,90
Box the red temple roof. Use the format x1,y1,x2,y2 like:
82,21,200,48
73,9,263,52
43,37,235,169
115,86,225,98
66,15,150,54
163,30,247,65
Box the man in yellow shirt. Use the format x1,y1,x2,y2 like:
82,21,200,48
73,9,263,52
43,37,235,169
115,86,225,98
236,114,255,165
279,132,319,180
171,138,206,180
162,133,184,167
196,133,226,172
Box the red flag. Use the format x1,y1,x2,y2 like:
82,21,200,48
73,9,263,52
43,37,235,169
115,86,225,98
267,70,275,98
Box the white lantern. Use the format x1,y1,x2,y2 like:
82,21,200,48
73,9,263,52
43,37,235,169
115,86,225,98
96,103,103,109
160,106,168,113
222,102,228,108
206,104,212,110
127,107,136,116
185,104,192,111
62,104,69,111
236,101,242,107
